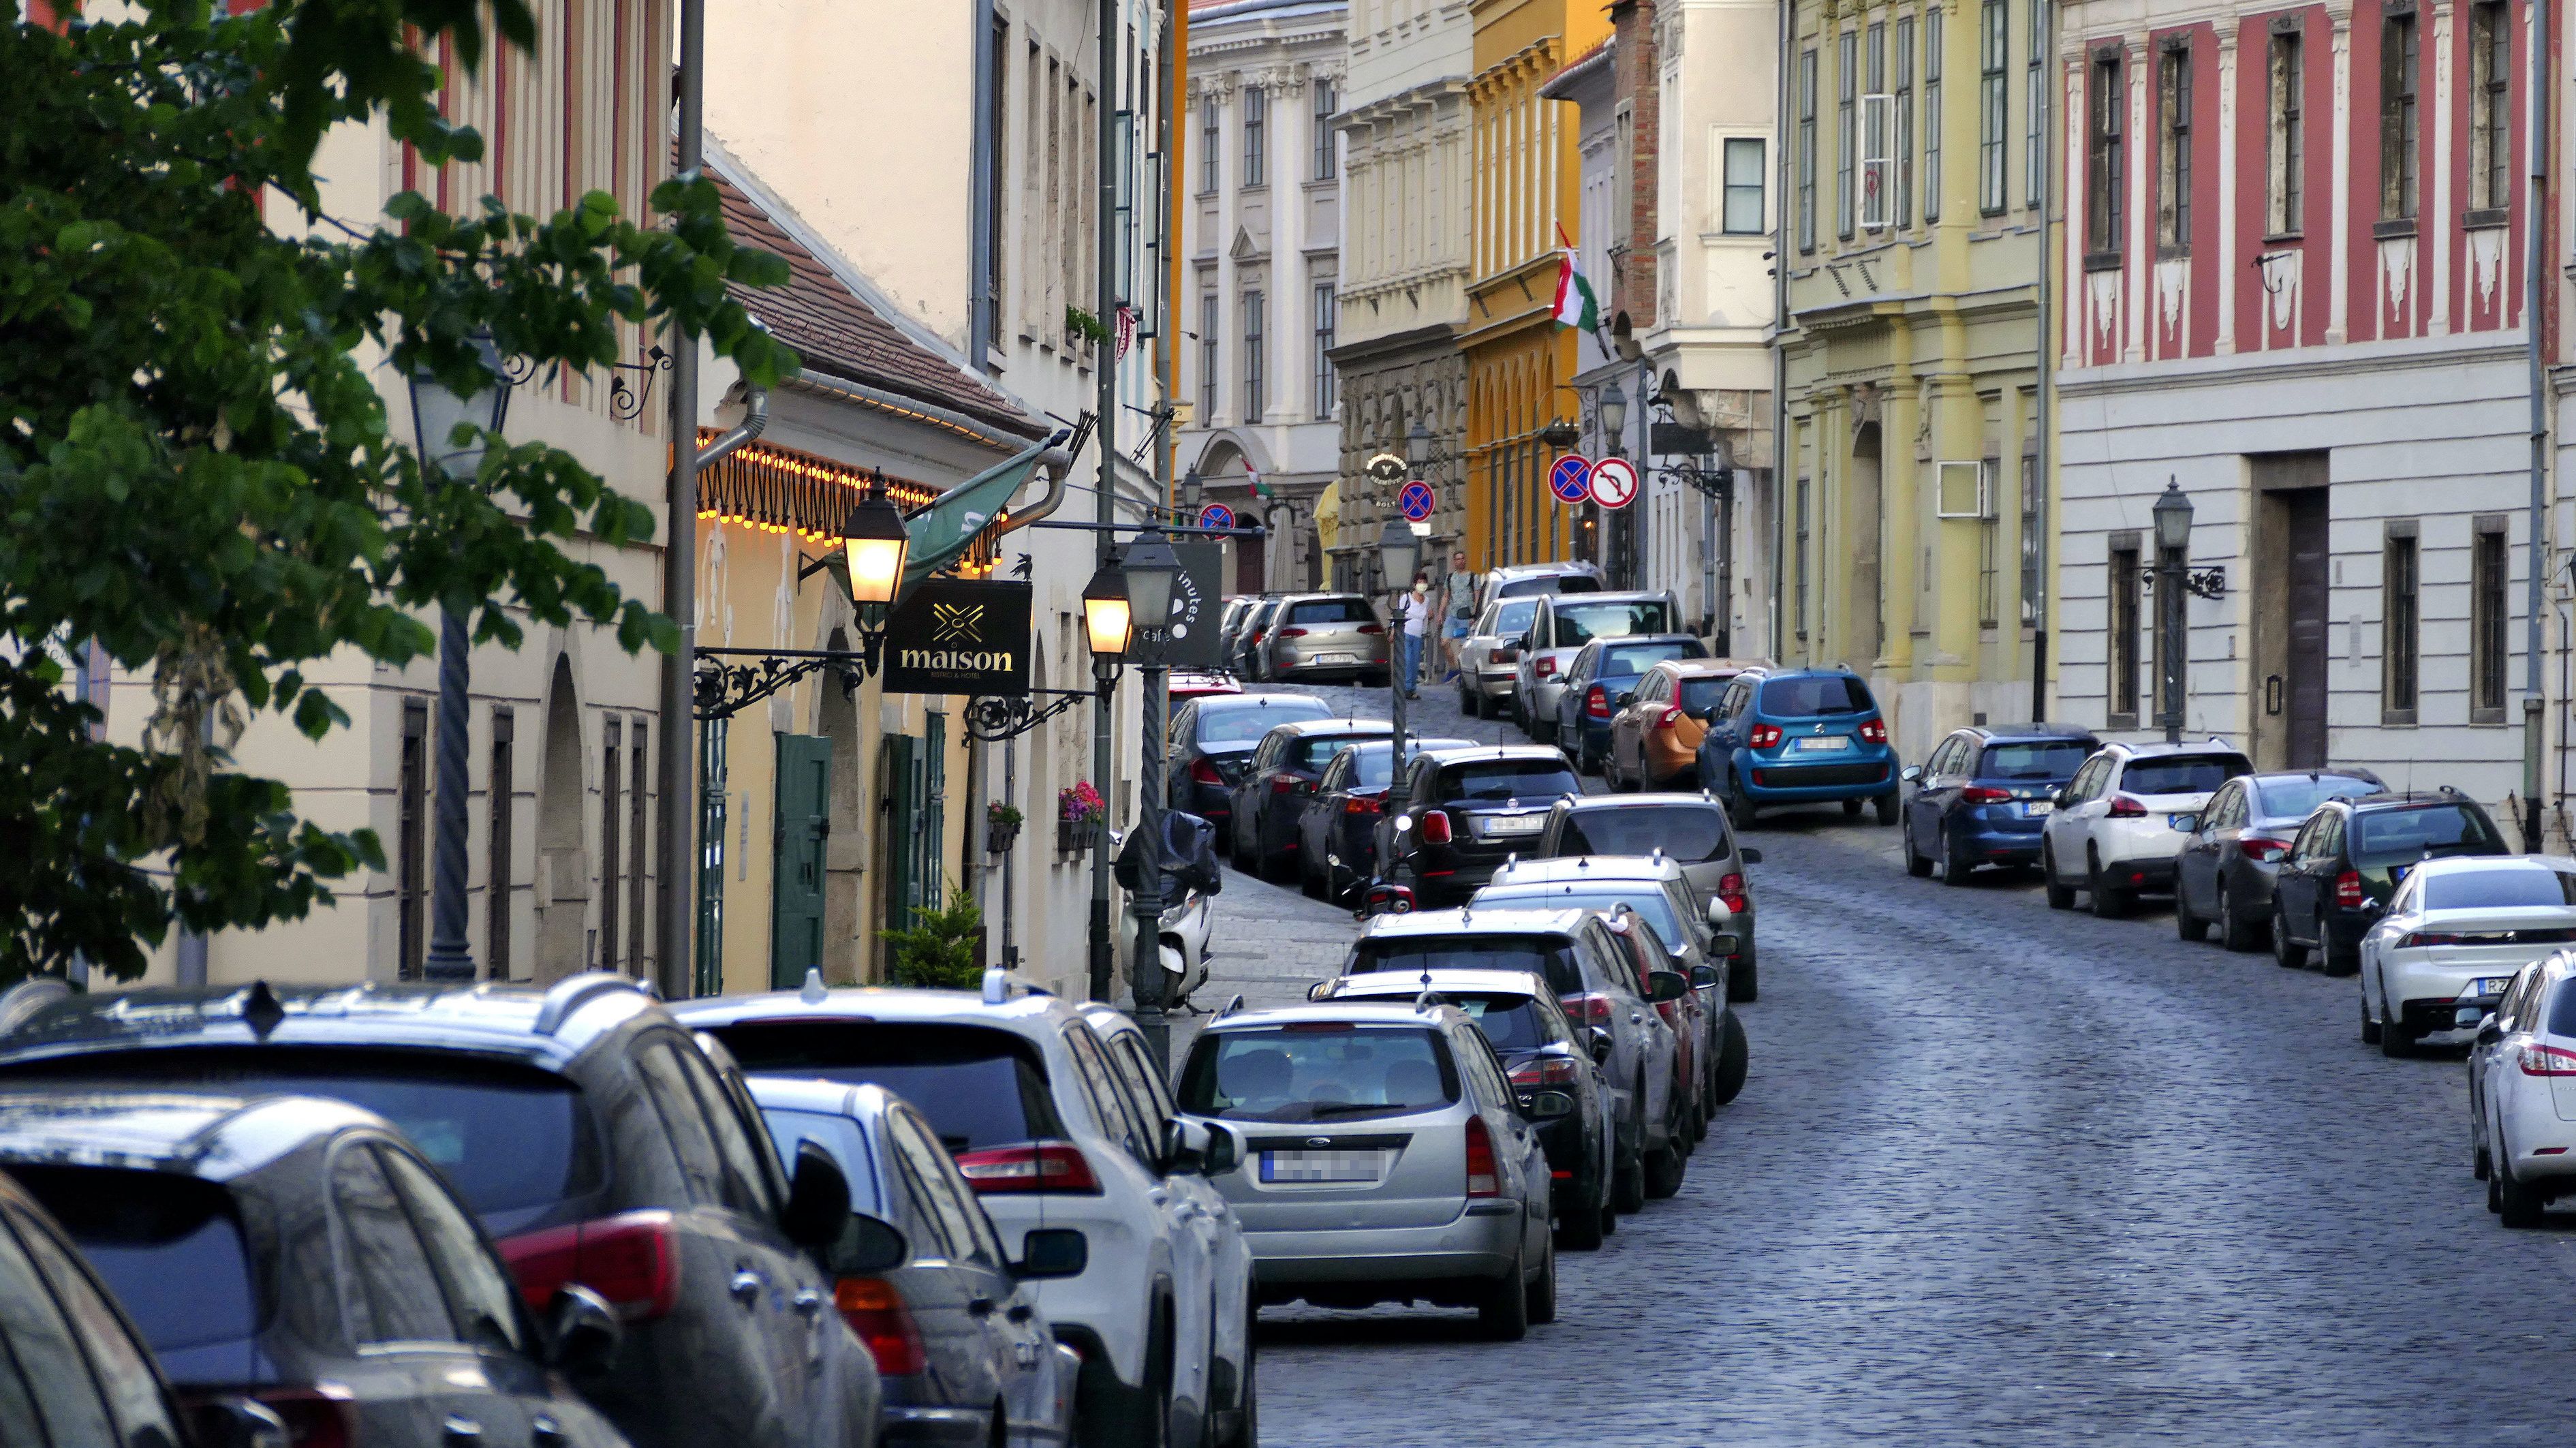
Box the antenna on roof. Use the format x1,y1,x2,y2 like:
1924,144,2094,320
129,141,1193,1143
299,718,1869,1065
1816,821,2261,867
981,966,1012,1005
243,980,285,1042
800,968,828,1005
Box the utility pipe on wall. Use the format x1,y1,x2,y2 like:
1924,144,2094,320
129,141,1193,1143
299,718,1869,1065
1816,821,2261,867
2521,0,2551,846
659,0,707,1000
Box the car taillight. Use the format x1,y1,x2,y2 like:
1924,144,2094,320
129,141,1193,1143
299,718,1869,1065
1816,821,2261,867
1277,626,1309,638
1190,758,1223,785
243,1389,355,1448
1508,1056,1581,1086
952,1141,1102,1195
2333,870,2365,908
2238,836,2288,863
1534,656,1558,678
1344,794,1382,815
2518,1044,2576,1076
1858,718,1887,744
1418,810,1453,844
2400,931,2468,949
1562,992,1613,1026
1489,647,1512,664
1586,686,1613,719
495,1211,682,1323
834,1278,929,1375
1960,785,2012,804
1464,1115,1501,1197
1357,622,1386,634
1748,723,1784,749
1656,707,1686,730
1717,872,1748,916
2106,794,2148,818
1271,775,1299,794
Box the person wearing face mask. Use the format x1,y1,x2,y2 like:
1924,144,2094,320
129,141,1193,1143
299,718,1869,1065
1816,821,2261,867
1397,574,1429,698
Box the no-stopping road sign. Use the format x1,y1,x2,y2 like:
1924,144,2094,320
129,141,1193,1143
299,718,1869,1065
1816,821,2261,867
1548,454,1594,504
1589,457,1639,510
1398,479,1437,521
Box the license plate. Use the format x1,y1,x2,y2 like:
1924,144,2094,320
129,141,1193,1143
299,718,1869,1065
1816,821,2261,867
2466,977,2512,998
1790,735,1851,752
1483,814,1544,836
1260,1150,1384,1184
1314,653,1354,666
2021,800,2053,817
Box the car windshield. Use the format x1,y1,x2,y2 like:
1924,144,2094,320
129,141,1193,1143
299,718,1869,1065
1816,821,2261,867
1287,598,1373,625
708,1021,1066,1157
1497,574,1600,602
2423,869,2576,910
1599,640,1705,675
1348,936,1583,996
1176,1026,1459,1123
1290,730,1388,771
1478,887,1687,951
1758,675,1874,715
2253,775,2384,820
1438,995,1550,1051
7,1051,602,1216
1196,698,1332,744
1552,600,1671,647
1556,806,1728,862
1976,741,2092,780
12,1165,261,1360
2353,803,2504,866
2122,754,2250,795
1344,739,1476,788
1437,760,1583,803
1678,677,1735,713
1486,600,1540,635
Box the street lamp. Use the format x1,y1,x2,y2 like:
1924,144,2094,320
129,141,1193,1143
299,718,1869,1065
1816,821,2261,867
1179,468,1205,518
1598,380,1628,457
2152,477,2194,553
1406,418,1433,474
1081,559,1134,693
1122,529,1181,630
1115,528,1185,1071
839,484,912,606
407,331,514,983
2152,479,2193,743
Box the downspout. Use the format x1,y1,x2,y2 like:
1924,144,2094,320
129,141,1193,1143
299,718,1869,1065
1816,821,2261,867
1769,0,1794,664
698,382,769,468
2031,0,2055,722
2524,0,2551,846
661,0,707,1001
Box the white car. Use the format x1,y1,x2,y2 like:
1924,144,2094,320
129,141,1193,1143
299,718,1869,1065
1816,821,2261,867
1512,591,1679,741
674,976,1254,1448
2467,950,2576,1227
2040,739,2251,918
2360,856,2576,1057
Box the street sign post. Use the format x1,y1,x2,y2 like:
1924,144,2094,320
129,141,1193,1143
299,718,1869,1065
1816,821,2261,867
1548,454,1594,505
1589,457,1639,510
1196,502,1236,530
1398,479,1437,521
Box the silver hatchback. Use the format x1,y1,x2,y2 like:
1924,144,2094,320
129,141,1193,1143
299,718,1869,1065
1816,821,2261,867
1175,1000,1566,1340
1256,594,1391,684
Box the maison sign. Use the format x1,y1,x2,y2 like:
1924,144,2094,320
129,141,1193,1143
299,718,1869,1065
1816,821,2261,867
882,579,1031,696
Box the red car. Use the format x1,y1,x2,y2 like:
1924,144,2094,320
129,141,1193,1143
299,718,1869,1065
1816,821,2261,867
1168,669,1242,702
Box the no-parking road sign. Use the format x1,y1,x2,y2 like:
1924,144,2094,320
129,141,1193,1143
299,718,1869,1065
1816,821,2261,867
1196,502,1236,530
1548,454,1594,505
1589,457,1639,510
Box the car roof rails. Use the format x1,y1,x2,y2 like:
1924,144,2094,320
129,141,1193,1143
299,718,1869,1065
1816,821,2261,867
1215,993,1247,1018
0,976,72,1036
533,972,651,1036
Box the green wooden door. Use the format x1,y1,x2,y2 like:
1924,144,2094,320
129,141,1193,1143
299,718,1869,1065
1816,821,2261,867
882,733,918,940
769,734,832,989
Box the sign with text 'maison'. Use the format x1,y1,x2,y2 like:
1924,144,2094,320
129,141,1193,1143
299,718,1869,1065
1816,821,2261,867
882,578,1033,697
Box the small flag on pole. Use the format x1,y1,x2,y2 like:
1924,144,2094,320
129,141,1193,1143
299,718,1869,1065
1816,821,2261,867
1551,248,1600,332
1248,467,1275,502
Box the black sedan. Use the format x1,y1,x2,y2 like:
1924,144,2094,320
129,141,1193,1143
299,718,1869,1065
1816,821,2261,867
2271,789,2511,974
1295,735,1477,902
1377,745,1585,909
1227,716,1394,878
1170,692,1334,831
2172,769,2384,950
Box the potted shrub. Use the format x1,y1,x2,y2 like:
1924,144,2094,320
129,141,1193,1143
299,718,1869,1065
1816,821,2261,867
882,884,984,990
985,801,1023,854
1057,781,1106,853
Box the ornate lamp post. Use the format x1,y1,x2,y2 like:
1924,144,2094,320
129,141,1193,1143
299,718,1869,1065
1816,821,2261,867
1377,514,1422,806
407,333,513,983
2152,480,2193,745
1113,531,1182,1062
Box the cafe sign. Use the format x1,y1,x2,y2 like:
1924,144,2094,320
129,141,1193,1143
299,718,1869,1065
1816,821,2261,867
882,579,1031,697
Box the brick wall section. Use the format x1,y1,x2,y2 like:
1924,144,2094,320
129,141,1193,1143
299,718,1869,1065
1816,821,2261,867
1609,0,1656,329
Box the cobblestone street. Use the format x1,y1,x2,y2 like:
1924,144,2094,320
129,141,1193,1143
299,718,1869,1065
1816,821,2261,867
1198,681,2576,1447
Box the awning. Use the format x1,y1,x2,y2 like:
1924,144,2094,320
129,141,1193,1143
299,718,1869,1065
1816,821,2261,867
1312,480,1343,554
901,437,1059,590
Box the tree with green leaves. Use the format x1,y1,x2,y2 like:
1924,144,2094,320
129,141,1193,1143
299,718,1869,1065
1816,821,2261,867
0,0,796,983
882,883,987,992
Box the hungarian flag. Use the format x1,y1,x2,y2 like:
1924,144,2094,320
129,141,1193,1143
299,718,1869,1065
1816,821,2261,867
1248,467,1275,502
1552,249,1600,331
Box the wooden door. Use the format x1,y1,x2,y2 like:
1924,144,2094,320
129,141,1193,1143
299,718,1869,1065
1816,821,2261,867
769,734,831,989
2284,489,2331,769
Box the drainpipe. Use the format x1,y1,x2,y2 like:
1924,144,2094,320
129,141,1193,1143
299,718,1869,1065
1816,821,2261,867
700,382,769,467
2524,0,2551,847
1769,0,1793,663
659,0,707,1001
2031,0,2055,723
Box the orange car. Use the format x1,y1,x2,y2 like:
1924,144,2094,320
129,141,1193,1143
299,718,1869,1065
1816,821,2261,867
1601,657,1770,791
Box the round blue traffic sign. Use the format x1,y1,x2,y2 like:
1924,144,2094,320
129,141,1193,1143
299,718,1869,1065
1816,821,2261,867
1549,454,1594,504
1398,479,1437,521
1196,502,1236,530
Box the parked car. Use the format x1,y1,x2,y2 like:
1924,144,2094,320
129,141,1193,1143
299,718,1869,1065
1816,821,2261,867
1168,669,1243,703
2466,951,2576,1227
1170,692,1335,832
1249,593,1390,686
1601,657,1767,791
1512,591,1679,741
1695,667,1899,827
1337,908,1683,1216
1457,596,1544,719
1531,793,1760,997
2358,856,2576,1056
1311,968,1617,1250
1173,1000,1564,1340
0,973,877,1448
1471,559,1604,618
1551,634,1709,772
1376,745,1583,909
0,1159,277,1448
1215,597,1259,666
1899,724,2099,884
1228,597,1285,679
2038,739,2251,917
748,1078,1086,1448
2271,789,2513,974
0,1090,634,1448
2171,769,2386,949
1295,736,1478,903
1227,718,1395,878
674,985,1248,1448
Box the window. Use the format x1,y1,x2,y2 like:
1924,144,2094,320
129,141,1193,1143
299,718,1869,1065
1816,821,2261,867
2381,527,2419,721
331,1145,454,1345
1723,137,1767,233
2018,452,2044,626
2380,12,2419,221
399,699,426,981
2158,44,2192,249
599,719,620,972
983,15,1008,343
1979,0,2008,213
2027,0,2046,204
1313,77,1337,179
1924,11,1944,221
2108,539,2141,725
1199,92,1219,194
1243,85,1267,187
375,1147,523,1354
1978,457,2001,627
486,707,512,978
1797,48,1818,250
0,1211,120,1444
1241,290,1265,422
1794,478,1812,638
1837,30,1857,237
2470,1,2510,213
1895,18,1916,225
1198,292,1218,420
1311,282,1335,415
2473,517,2510,721
2267,28,2303,235
2086,50,2124,255
1862,25,1889,228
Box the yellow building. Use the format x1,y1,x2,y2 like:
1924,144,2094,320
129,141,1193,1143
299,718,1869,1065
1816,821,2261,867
1463,0,1608,571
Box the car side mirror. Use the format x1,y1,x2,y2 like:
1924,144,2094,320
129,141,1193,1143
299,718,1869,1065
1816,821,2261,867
1519,1089,1575,1122
1583,1026,1613,1064
1706,931,1739,958
2477,1015,2504,1045
1615,690,1636,708
1644,970,1689,1004
541,1283,623,1376
1900,765,1923,784
1198,1121,1243,1175
1012,1228,1090,1281
193,1397,290,1448
2173,814,2201,833
1737,846,1762,865
780,1139,853,1250
1687,964,1720,990
1307,979,1334,1001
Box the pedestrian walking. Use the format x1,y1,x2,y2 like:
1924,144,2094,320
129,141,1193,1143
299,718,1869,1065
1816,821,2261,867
1398,574,1429,697
1437,551,1473,682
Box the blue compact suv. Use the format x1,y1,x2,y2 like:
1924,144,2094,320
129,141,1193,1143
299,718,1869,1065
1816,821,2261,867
1695,668,1899,827
1899,723,2099,883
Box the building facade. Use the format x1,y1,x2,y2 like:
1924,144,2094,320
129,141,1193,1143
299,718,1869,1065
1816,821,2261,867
1177,0,1350,595
1777,0,2050,758
1549,38,1627,580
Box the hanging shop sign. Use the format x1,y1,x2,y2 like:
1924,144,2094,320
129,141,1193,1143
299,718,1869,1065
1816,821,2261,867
882,578,1032,696
1145,542,1226,669
1589,457,1640,510
1549,455,1594,505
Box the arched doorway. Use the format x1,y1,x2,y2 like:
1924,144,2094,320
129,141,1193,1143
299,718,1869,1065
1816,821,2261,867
533,656,589,983
817,628,864,984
